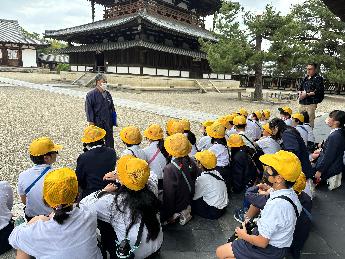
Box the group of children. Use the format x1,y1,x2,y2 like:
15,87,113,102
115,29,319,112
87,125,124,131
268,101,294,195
1,106,345,259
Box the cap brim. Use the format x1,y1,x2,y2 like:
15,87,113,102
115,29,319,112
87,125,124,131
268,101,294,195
52,144,63,151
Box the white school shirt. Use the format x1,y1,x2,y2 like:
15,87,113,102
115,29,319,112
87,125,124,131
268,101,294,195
208,143,230,167
245,119,258,140
257,188,302,248
0,181,13,230
9,206,102,259
303,123,315,143
252,120,263,140
256,136,281,154
197,135,212,151
296,125,308,145
238,131,255,149
122,145,148,161
80,174,163,259
193,170,228,209
143,141,167,180
225,127,237,140
18,164,53,217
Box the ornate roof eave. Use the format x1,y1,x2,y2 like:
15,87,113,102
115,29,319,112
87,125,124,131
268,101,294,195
45,11,217,42
54,40,207,59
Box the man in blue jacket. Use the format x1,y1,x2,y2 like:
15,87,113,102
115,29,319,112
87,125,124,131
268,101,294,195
85,74,116,148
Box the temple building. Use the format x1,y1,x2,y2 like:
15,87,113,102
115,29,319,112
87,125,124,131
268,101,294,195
45,0,220,78
0,19,47,67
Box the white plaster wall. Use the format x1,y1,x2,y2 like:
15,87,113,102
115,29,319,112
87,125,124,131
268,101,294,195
181,71,190,78
169,70,180,77
22,49,37,67
117,67,129,73
71,66,78,72
143,67,156,75
129,67,141,74
107,66,117,73
157,69,169,76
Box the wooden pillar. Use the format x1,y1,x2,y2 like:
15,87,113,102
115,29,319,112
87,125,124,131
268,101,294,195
91,0,95,22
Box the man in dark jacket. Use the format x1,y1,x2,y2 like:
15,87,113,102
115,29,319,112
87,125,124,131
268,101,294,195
298,63,324,128
85,74,116,148
76,125,117,199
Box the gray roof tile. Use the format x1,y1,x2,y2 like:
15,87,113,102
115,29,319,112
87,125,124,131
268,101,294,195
45,11,217,41
55,40,207,59
0,19,47,46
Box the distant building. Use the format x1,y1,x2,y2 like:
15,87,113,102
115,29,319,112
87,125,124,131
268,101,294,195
45,0,220,78
37,53,69,70
0,19,47,67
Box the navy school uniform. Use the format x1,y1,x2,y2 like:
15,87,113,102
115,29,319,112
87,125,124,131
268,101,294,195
281,128,313,179
85,88,116,148
230,149,258,194
76,146,117,199
315,128,345,180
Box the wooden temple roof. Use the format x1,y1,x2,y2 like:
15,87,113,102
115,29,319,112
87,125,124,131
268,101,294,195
45,11,217,41
54,39,207,59
0,19,48,46
88,0,221,16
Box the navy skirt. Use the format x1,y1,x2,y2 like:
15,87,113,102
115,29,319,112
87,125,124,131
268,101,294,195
232,239,287,259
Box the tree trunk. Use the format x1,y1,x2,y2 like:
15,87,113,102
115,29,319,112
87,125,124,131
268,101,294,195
253,34,263,100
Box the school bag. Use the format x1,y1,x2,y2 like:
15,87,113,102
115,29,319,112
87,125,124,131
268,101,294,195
240,134,264,173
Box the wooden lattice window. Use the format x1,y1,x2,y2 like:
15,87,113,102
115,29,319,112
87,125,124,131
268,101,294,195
8,49,18,60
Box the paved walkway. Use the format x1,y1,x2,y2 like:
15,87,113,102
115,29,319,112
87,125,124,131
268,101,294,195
0,77,218,122
0,78,343,259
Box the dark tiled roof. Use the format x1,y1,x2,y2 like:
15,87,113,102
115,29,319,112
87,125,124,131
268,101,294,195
55,40,207,59
45,11,217,41
38,53,69,64
0,19,48,46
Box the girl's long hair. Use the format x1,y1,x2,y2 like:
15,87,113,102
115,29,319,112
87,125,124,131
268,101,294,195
113,186,161,242
329,110,345,137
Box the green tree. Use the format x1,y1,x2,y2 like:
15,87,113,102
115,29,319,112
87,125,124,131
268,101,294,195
270,0,345,84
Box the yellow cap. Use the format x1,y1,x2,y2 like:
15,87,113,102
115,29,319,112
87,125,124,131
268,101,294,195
238,108,248,117
253,111,263,119
144,124,164,141
227,134,245,148
217,116,231,129
225,114,236,123
170,121,185,135
279,106,292,115
259,150,302,182
117,156,150,191
263,109,271,120
293,172,307,194
180,119,191,131
206,122,226,139
164,133,192,158
29,137,63,157
43,168,78,208
166,119,177,136
195,150,217,170
262,123,273,135
120,126,142,145
233,115,247,126
292,113,305,123
81,125,106,143
202,120,214,128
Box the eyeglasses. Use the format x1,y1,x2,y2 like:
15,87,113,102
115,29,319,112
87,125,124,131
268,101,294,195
263,167,278,177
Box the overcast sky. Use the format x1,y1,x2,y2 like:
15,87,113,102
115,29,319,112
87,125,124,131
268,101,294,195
0,0,304,35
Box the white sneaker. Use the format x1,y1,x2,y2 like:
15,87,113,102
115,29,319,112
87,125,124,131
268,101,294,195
327,173,342,191
179,205,192,225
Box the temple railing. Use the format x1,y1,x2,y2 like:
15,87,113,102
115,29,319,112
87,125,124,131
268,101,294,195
103,0,205,28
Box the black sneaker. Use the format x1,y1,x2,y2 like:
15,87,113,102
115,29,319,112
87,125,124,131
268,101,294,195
233,208,245,223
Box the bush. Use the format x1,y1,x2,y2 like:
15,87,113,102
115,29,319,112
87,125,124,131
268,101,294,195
56,64,70,74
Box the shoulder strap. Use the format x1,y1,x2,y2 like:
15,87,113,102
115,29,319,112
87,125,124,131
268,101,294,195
297,125,308,133
148,148,160,165
133,220,145,248
25,166,51,195
205,172,225,182
171,160,192,193
240,133,256,148
302,207,312,221
272,195,299,218
128,148,136,158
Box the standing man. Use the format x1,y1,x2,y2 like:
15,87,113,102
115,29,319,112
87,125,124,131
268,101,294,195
85,74,116,148
298,63,325,128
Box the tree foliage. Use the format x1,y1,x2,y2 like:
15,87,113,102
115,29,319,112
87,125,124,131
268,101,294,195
203,0,345,94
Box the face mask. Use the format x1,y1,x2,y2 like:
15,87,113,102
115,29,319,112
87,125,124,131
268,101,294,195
262,171,274,187
100,83,108,91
